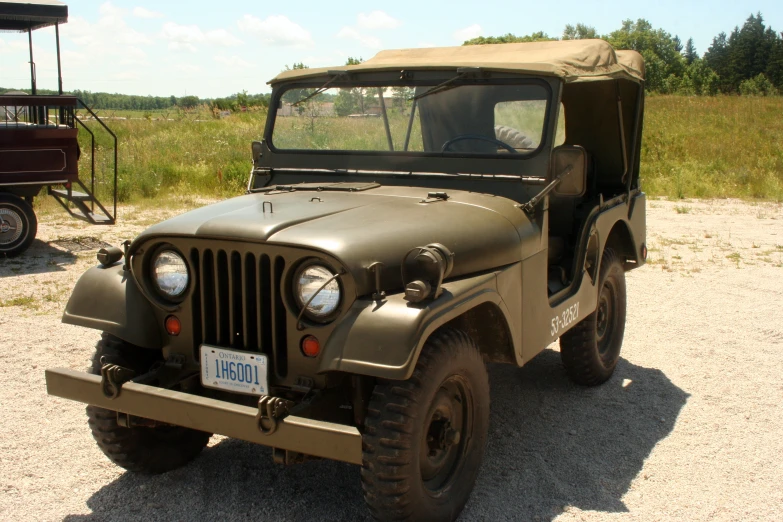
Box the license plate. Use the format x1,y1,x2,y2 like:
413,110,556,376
200,345,268,396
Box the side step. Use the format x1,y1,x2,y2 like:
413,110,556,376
49,182,115,225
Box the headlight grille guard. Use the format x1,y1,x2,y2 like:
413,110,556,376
295,270,345,331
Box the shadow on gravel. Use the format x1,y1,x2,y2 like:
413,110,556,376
0,240,76,277
64,349,688,522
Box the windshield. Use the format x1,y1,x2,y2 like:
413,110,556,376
271,80,553,156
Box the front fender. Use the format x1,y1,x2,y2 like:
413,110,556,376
62,263,162,349
319,270,508,380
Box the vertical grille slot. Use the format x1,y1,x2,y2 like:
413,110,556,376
216,250,229,345
229,251,243,348
192,247,286,380
190,249,203,348
259,255,273,356
200,250,216,344
243,253,258,351
273,256,288,378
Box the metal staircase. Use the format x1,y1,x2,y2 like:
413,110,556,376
48,100,117,225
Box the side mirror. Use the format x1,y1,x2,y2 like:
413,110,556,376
551,145,587,197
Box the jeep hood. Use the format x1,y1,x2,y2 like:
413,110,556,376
136,185,539,294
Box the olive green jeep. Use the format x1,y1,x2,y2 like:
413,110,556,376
47,39,647,521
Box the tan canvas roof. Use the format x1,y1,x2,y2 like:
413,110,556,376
270,39,644,85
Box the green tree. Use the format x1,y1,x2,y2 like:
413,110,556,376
739,73,779,95
178,95,200,109
334,89,360,116
463,31,554,46
705,13,783,93
684,38,697,65
562,24,597,40
605,19,686,91
673,35,683,53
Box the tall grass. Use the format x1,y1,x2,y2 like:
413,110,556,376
77,96,783,203
79,110,264,202
642,96,783,200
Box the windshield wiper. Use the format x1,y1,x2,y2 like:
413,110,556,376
292,70,348,107
411,67,482,101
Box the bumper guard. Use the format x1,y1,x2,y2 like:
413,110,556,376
45,368,362,465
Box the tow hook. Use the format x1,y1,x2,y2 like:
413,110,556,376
99,362,135,399
256,396,293,435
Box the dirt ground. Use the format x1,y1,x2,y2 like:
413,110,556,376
1,198,782,521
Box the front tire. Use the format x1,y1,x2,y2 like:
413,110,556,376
560,248,627,385
86,334,211,473
0,193,37,257
361,328,490,522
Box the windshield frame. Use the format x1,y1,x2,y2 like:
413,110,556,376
261,72,562,178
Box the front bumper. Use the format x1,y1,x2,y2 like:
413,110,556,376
45,368,363,465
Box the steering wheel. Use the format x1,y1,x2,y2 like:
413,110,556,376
441,134,518,154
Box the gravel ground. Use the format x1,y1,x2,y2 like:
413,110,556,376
1,198,782,521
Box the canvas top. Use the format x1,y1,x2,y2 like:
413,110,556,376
270,39,645,85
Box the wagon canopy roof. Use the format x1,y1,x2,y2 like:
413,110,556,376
0,0,67,32
270,39,644,85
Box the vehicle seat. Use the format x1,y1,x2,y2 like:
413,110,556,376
547,148,594,265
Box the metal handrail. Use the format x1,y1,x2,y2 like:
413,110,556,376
74,98,118,222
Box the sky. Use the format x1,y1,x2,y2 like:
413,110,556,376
1,0,781,98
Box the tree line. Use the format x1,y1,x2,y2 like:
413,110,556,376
464,13,782,95
0,87,271,112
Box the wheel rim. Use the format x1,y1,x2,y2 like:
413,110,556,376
596,280,616,359
419,376,472,495
0,207,24,247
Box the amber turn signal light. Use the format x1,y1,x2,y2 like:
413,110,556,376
301,335,320,357
165,315,181,336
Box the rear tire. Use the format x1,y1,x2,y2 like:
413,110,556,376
86,334,211,473
361,328,490,522
0,193,37,257
559,248,626,386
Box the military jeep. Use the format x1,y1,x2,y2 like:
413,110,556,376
46,40,647,521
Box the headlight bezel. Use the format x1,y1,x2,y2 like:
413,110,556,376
291,259,343,324
149,245,190,303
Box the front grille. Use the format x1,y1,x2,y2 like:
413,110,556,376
190,248,288,378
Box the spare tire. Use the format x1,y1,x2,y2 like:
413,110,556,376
494,124,534,149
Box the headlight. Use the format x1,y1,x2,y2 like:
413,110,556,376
152,250,189,298
294,264,341,320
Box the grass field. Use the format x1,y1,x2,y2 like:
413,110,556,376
70,96,783,205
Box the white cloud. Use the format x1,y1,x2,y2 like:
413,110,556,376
214,55,253,68
335,11,398,50
162,22,204,44
119,45,148,65
133,7,164,19
113,71,139,80
356,11,401,30
168,41,197,53
161,23,241,52
205,29,242,47
337,26,381,49
99,2,126,17
453,24,482,43
64,9,152,47
237,14,312,47
175,63,201,74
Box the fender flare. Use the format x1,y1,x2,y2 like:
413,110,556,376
318,270,512,380
62,263,162,349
